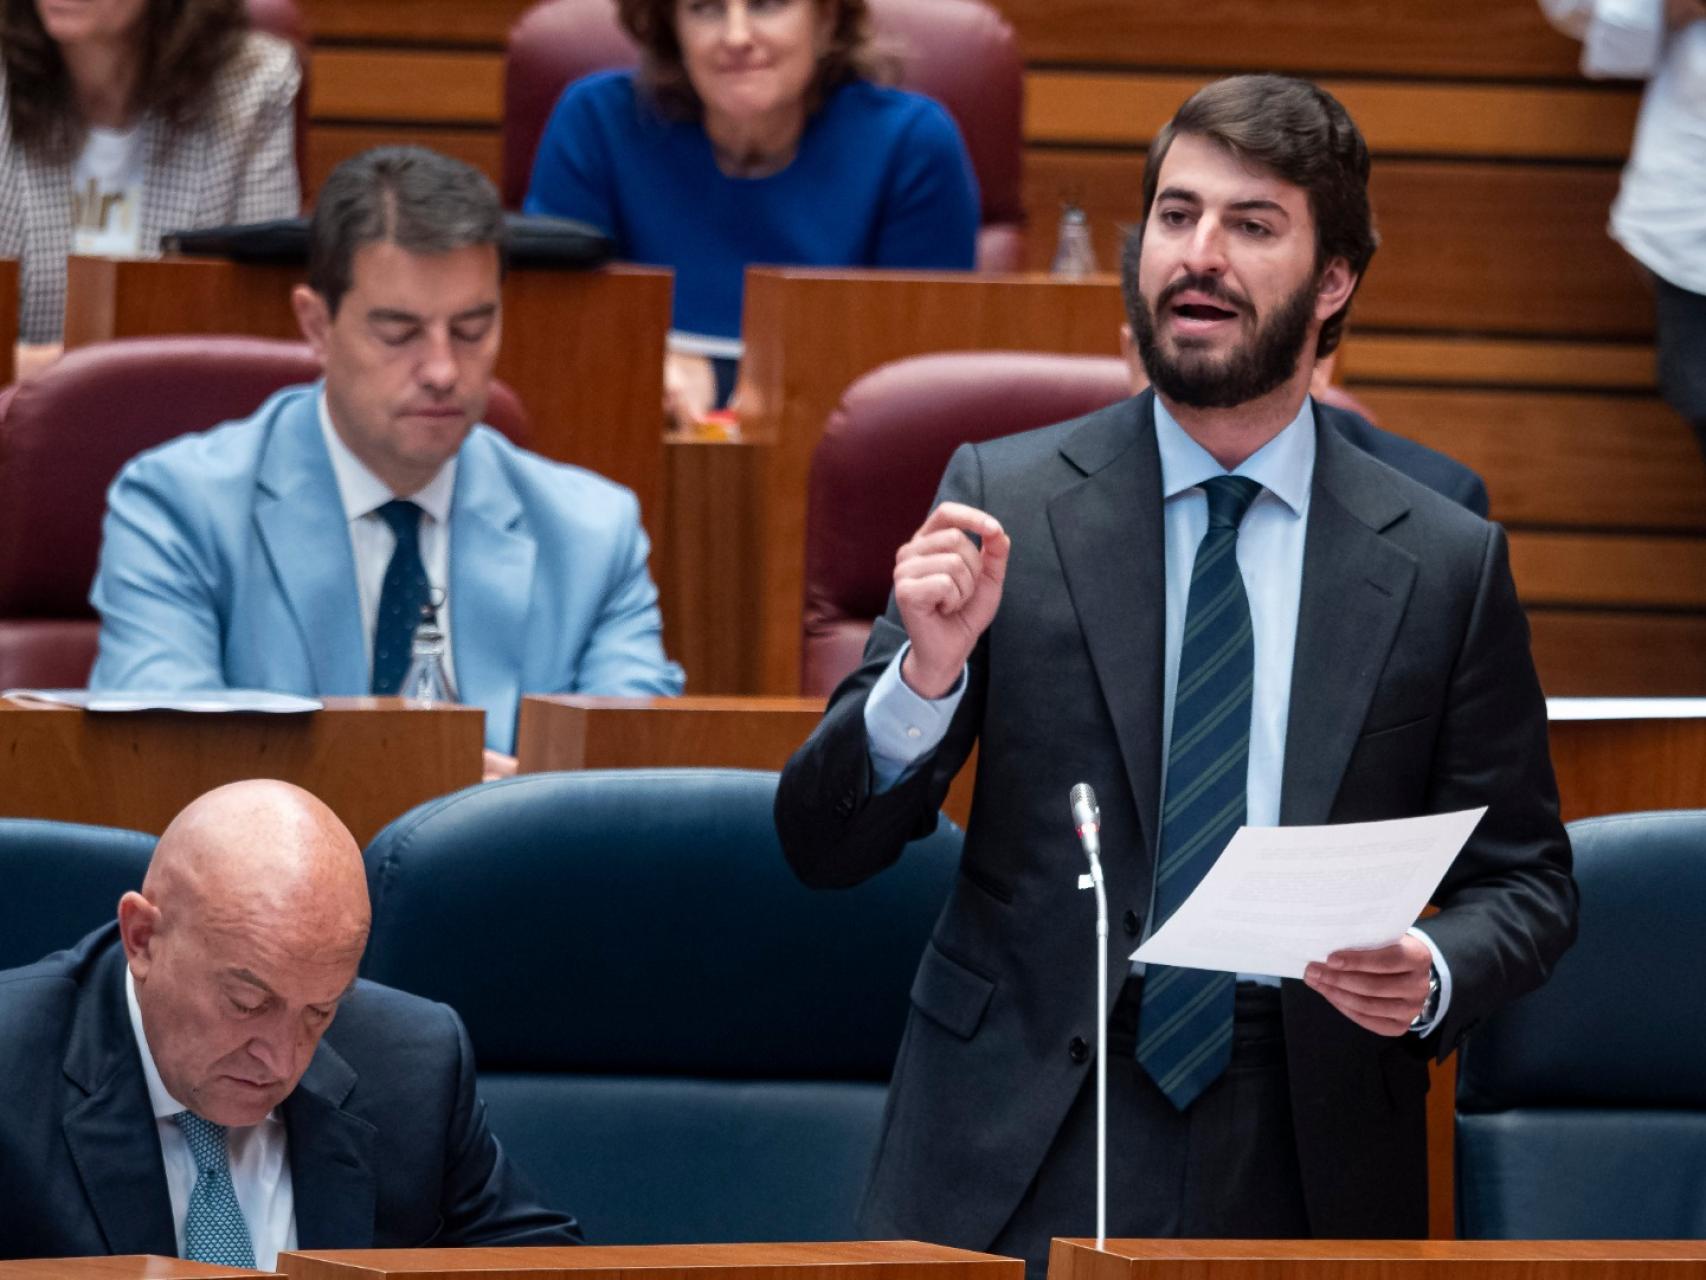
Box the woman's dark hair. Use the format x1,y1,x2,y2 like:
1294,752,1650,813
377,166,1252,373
1129,74,1379,359
614,0,890,120
1,0,249,159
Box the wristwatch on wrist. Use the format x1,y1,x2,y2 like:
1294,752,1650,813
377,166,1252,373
1410,965,1441,1031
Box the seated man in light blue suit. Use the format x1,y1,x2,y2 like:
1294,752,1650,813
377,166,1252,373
89,146,684,769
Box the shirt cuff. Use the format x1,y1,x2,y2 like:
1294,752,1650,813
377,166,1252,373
863,643,967,793
1406,924,1454,1037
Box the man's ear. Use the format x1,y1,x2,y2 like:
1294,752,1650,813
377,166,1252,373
1314,257,1358,323
292,284,333,363
117,891,161,980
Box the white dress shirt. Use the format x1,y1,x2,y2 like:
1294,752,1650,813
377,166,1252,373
316,392,459,691
863,396,1451,1029
124,968,297,1269
1540,0,1706,294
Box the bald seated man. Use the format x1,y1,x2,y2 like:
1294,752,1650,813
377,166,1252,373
0,781,580,1265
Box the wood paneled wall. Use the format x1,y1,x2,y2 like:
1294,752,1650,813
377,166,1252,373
294,0,1706,695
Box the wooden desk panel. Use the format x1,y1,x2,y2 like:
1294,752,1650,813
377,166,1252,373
282,1242,1021,1280
517,694,825,774
735,268,1126,694
1550,709,1706,822
1049,1239,1706,1280
2,257,19,386
516,695,975,828
0,698,481,845
60,257,671,522
0,1260,276,1280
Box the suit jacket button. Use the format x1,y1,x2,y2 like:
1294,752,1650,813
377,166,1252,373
1123,910,1140,937
1068,1036,1089,1064
833,794,856,818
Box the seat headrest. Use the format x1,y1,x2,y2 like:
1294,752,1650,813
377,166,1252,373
1457,810,1706,1110
361,769,962,1076
0,819,155,971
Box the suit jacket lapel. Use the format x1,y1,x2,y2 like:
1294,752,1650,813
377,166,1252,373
283,1039,378,1248
61,934,177,1256
1047,393,1167,871
254,395,368,693
1281,421,1419,825
448,432,536,735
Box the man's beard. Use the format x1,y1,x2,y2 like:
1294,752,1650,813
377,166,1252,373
1130,270,1318,410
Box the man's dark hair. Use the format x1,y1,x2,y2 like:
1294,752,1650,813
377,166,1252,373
309,146,506,316
1125,74,1378,359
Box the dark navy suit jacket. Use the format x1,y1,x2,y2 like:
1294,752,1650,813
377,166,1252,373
0,923,580,1259
1335,411,1490,517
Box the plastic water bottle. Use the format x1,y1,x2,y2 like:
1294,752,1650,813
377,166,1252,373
401,598,454,708
1050,203,1098,278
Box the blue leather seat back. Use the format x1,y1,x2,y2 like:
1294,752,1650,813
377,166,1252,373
0,819,155,971
479,1075,887,1243
361,768,963,1241
1456,810,1706,1237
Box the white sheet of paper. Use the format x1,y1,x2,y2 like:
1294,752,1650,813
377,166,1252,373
1130,806,1486,979
2,688,323,713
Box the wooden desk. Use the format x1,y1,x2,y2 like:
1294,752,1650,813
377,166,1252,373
1,257,18,386
60,256,672,523
1548,699,1706,822
667,268,1125,694
516,694,976,827
281,1242,1021,1280
0,697,481,845
1049,1239,1706,1280
0,1260,276,1280
518,694,824,773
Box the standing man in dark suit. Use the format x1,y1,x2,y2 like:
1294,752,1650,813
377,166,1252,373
775,75,1576,1276
0,780,579,1264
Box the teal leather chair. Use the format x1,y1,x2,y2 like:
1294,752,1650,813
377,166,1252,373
361,768,962,1244
1456,810,1706,1237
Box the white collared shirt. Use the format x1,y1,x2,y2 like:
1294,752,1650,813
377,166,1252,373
316,391,459,689
1540,0,1706,295
124,967,298,1269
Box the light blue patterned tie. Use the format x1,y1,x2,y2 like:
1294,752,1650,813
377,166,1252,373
173,1110,257,1267
1136,475,1263,1111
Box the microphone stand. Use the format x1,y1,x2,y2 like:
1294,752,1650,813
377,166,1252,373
1074,813,1109,1249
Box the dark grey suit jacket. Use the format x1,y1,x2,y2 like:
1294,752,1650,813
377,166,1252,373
0,923,580,1260
775,390,1576,1248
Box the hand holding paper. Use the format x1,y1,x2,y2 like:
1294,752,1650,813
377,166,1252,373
1131,807,1486,981
1305,934,1436,1036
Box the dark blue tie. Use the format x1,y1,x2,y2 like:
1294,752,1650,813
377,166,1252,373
371,499,429,696
1136,475,1263,1111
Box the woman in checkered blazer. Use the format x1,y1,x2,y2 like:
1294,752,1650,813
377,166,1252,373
0,0,301,350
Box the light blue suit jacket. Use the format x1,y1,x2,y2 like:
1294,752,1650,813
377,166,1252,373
88,383,684,751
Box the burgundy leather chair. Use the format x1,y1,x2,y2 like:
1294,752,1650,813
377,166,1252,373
244,0,311,201
0,337,531,689
801,352,1129,695
502,0,1025,269
799,352,1393,695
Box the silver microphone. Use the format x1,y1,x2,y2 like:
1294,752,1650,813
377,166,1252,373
1070,782,1102,865
1068,782,1108,1250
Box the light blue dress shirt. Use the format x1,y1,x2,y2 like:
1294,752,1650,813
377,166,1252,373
861,396,1451,1031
